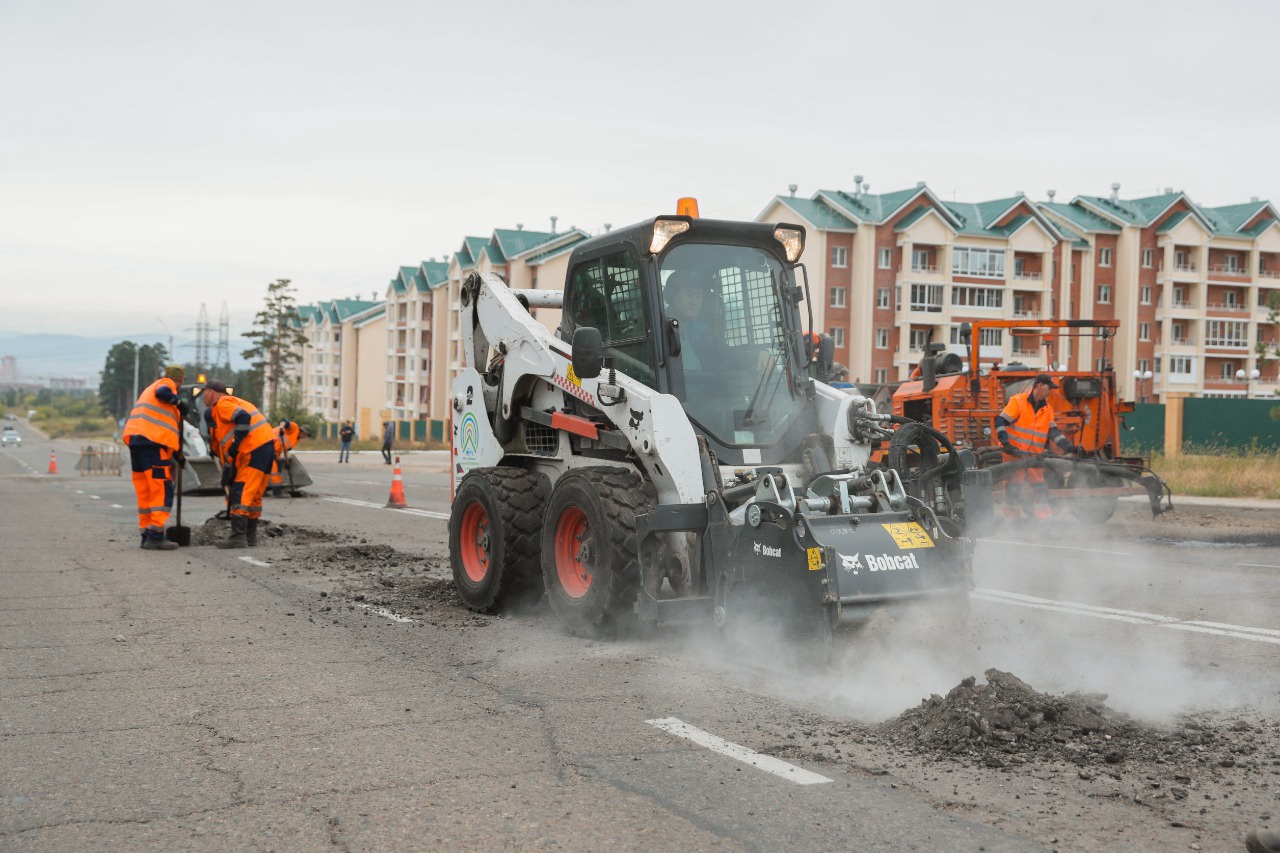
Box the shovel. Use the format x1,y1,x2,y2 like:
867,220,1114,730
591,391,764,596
282,445,304,498
165,454,192,546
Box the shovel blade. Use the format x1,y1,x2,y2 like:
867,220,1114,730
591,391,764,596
166,526,192,547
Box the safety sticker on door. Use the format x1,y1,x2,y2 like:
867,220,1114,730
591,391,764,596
882,522,935,549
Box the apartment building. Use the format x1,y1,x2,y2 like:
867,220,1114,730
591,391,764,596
292,299,383,434
758,180,1280,401
386,260,448,422
757,181,1073,385
1039,187,1280,400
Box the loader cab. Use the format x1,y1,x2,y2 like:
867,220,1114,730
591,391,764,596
560,216,816,464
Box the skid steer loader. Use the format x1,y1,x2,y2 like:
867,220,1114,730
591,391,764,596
448,208,993,642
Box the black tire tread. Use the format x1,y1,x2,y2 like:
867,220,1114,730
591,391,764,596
450,466,549,612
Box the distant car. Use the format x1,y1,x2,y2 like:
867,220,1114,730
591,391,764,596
1,429,20,447
4,414,16,421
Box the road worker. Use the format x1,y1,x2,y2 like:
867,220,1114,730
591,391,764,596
197,379,277,548
994,373,1080,520
123,364,188,550
269,418,312,496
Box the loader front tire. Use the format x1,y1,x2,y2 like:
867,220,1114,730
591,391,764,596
450,467,547,612
542,467,647,638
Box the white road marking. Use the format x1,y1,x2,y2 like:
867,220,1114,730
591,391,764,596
357,604,415,623
1243,563,1280,569
90,495,100,500
323,496,449,520
974,588,1280,645
110,504,123,509
981,538,1133,557
237,556,271,567
645,717,832,786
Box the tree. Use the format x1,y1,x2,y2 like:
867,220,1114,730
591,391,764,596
242,279,308,413
98,341,169,420
269,379,320,435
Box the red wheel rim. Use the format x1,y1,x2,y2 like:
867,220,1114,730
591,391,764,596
459,502,491,583
554,506,592,599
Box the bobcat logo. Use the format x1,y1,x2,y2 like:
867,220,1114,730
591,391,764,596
840,553,863,575
629,408,644,431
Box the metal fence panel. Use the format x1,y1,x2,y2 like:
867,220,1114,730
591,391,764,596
1121,403,1165,455
1183,398,1280,452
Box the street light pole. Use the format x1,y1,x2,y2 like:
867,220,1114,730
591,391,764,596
1236,367,1260,398
1132,369,1153,403
131,343,139,407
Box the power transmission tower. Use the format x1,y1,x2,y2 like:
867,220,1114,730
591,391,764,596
193,304,211,370
217,302,231,368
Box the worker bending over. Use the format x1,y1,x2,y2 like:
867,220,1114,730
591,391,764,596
198,379,276,548
995,373,1080,520
123,364,188,550
268,418,312,496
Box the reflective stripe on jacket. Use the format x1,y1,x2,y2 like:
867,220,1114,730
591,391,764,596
207,395,276,463
998,391,1057,455
122,378,182,450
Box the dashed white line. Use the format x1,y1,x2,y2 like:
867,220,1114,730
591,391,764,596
237,556,271,567
981,538,1132,557
357,604,415,623
110,504,123,509
646,717,832,785
974,588,1280,645
323,496,449,520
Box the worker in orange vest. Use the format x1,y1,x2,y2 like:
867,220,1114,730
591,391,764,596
123,365,188,550
995,374,1081,519
197,379,278,548
268,419,312,496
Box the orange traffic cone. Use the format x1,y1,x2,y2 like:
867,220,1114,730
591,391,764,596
47,450,58,475
386,456,407,508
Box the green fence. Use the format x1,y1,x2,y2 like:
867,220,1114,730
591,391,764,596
1122,403,1165,455
1183,398,1280,452
319,419,448,446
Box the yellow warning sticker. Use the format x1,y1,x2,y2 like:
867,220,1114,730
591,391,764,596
565,364,581,386
882,522,935,549
806,547,823,572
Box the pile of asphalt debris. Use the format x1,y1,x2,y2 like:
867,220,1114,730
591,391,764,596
879,668,1262,772
188,517,346,547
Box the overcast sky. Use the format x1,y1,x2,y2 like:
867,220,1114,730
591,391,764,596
3,0,1278,351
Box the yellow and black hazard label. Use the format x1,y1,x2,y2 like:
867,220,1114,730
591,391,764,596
806,547,823,571
565,363,581,386
881,522,935,549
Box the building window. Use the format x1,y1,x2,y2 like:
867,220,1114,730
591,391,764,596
830,287,847,308
878,248,893,269
830,246,848,268
910,284,944,312
829,327,846,348
951,247,1006,278
1142,249,1153,268
1221,361,1236,379
1099,248,1113,267
1139,358,1150,373
1095,357,1108,371
951,286,1004,308
1098,284,1112,304
877,288,890,309
1223,291,1237,307
1175,250,1188,268
875,328,889,349
1141,285,1152,305
908,329,930,352
1226,255,1239,272
1205,320,1248,347
874,368,888,383
979,328,1003,347
912,249,932,272
1139,322,1150,341
1169,356,1194,375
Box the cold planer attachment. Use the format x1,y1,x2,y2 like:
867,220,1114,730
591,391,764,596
636,466,977,635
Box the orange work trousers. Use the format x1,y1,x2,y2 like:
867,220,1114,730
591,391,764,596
228,442,275,519
127,439,175,536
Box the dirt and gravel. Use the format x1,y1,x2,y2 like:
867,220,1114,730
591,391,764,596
203,507,1280,850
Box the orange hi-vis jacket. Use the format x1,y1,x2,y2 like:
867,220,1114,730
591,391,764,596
998,391,1059,456
206,395,276,463
276,420,302,455
123,378,183,450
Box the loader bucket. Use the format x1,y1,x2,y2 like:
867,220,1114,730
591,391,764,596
181,456,224,494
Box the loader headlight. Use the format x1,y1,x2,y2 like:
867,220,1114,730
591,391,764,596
773,226,805,262
650,218,691,254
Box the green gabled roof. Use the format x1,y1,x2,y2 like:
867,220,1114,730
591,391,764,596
1049,219,1090,249
892,205,931,231
389,277,407,295
464,236,487,261
1076,192,1187,227
1040,201,1122,233
479,238,505,265
1155,210,1191,233
399,265,423,291
351,304,385,327
1205,202,1270,234
1239,218,1279,238
821,185,924,223
420,260,449,289
330,299,381,322
774,197,858,230
494,228,557,258
293,305,323,326
524,233,589,265
987,214,1032,238
453,236,485,268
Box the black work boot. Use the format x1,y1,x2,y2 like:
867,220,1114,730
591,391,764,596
141,533,179,551
245,519,259,547
217,517,248,549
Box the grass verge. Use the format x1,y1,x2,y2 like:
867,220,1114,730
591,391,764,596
1149,450,1280,500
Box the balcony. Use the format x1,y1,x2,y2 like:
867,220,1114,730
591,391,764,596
1258,268,1280,280
1160,338,1197,350
1207,264,1249,280
1205,301,1249,314
1167,263,1201,283
1204,338,1250,351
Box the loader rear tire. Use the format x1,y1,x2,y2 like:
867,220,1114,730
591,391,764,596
542,467,647,638
450,467,548,613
